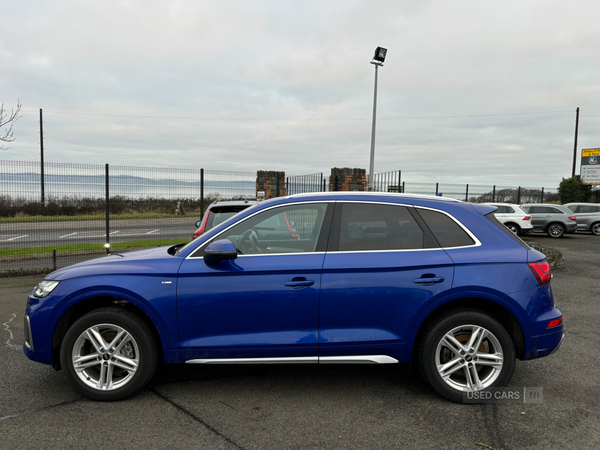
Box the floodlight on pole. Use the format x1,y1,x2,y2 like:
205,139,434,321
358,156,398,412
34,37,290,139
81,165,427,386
368,47,387,191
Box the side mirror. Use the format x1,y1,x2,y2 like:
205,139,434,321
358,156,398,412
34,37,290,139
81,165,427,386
290,220,296,228
204,239,238,264
195,220,201,228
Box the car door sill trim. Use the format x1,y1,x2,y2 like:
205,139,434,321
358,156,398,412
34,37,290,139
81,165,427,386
186,357,319,364
184,355,398,364
320,355,398,364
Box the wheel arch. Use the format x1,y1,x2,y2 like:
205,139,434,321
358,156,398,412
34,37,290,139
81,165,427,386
51,296,164,371
407,297,526,363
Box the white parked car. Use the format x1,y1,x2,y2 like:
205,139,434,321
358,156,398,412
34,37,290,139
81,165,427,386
483,203,533,236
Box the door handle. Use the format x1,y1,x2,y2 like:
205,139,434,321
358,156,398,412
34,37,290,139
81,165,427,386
413,276,444,285
285,277,315,288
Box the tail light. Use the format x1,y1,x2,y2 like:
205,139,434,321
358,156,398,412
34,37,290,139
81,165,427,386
547,317,563,328
528,261,552,286
568,216,576,221
523,216,531,221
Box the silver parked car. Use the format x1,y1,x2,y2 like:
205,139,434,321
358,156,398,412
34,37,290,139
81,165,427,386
520,204,578,238
563,203,600,236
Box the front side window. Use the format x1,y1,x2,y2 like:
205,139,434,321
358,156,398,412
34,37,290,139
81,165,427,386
201,203,329,256
338,203,426,251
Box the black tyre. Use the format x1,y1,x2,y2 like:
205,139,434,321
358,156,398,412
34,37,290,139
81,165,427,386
504,223,521,236
417,309,515,403
60,307,158,401
547,223,565,238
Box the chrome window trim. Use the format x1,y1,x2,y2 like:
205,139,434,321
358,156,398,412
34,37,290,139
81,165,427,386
332,200,481,251
186,200,333,260
185,355,398,364
186,199,481,260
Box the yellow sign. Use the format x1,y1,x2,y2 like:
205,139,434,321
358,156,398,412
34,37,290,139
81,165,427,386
582,148,600,157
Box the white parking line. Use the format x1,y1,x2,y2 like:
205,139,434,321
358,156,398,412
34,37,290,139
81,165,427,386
59,232,78,239
2,235,28,242
146,229,160,235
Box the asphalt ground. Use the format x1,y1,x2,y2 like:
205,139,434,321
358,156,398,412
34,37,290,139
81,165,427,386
1,233,599,449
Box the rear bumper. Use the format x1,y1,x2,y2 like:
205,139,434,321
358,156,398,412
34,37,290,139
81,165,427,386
522,328,564,360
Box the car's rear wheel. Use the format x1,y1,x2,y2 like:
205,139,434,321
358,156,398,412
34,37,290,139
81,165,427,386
505,223,521,236
60,307,157,401
547,223,565,238
417,309,515,403
591,222,600,236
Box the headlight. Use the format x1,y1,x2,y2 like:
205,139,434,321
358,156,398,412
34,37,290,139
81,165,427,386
33,280,60,298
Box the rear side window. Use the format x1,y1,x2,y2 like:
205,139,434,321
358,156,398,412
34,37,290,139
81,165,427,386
338,203,426,251
416,208,475,248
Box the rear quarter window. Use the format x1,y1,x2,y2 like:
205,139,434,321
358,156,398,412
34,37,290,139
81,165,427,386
416,208,475,248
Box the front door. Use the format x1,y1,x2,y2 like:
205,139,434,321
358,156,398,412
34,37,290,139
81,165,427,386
177,202,332,363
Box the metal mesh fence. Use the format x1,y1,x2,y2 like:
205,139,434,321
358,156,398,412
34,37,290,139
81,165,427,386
286,173,326,195
0,161,256,275
204,169,256,199
0,159,568,276
372,170,401,193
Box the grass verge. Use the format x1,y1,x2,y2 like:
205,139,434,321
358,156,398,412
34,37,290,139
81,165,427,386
0,238,186,257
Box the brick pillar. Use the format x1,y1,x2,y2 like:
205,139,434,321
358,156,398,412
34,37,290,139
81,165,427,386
256,171,286,200
328,168,367,192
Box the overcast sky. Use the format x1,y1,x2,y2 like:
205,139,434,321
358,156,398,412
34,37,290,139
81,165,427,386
2,0,600,188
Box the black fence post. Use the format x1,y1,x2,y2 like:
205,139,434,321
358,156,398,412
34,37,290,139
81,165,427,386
39,109,45,206
105,163,110,254
200,168,204,219
541,187,544,203
435,183,439,196
402,181,405,193
53,249,57,271
517,186,521,204
492,185,496,202
465,184,469,202
398,170,401,190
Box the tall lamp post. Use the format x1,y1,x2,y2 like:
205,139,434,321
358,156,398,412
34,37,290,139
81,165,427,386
368,46,387,191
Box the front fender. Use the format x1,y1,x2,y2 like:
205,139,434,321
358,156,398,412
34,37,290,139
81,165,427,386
43,275,179,364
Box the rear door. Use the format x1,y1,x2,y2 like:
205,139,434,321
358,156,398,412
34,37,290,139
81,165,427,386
319,202,454,363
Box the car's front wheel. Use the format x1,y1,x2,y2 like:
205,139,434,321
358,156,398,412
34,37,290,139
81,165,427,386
60,307,158,401
547,223,565,238
591,222,600,236
417,309,515,403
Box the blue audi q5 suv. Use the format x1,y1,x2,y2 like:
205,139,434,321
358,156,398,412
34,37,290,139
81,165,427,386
24,193,563,402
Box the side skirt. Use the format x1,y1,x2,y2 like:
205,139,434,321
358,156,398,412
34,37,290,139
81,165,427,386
185,355,398,364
